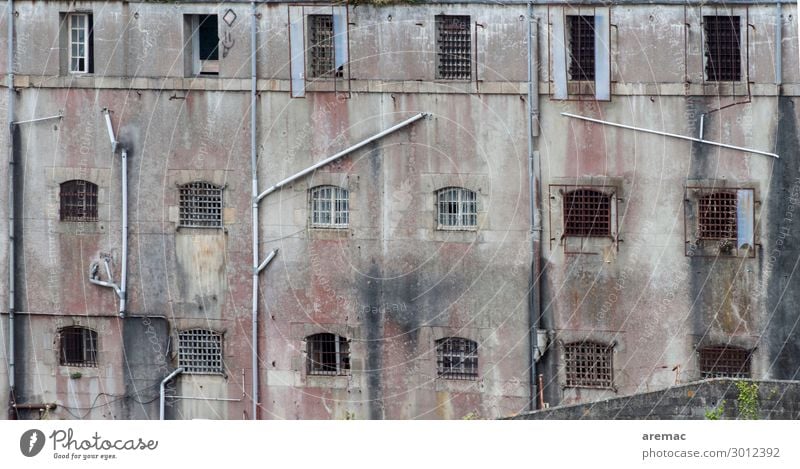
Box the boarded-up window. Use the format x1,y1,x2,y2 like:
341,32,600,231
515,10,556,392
704,16,741,81
563,189,611,237
178,329,223,374
59,326,98,367
179,181,223,228
699,346,751,378
307,333,350,376
436,15,471,80
436,337,478,380
564,342,613,388
60,180,98,222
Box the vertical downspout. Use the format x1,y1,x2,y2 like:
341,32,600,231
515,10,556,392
119,149,127,317
250,1,259,421
159,368,183,420
775,3,782,86
526,2,542,411
6,0,16,419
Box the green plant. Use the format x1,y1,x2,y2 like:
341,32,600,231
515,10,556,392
736,381,759,420
69,371,82,379
461,411,481,420
705,400,725,420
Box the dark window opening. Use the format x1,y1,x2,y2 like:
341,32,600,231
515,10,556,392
704,16,741,81
179,181,223,228
60,180,98,222
569,15,595,81
698,192,737,240
308,15,340,79
59,327,98,367
563,188,611,237
436,15,471,80
178,329,223,374
699,346,751,378
436,337,478,380
564,342,613,388
307,333,350,376
198,14,219,61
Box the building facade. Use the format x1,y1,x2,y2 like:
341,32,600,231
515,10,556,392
1,1,798,420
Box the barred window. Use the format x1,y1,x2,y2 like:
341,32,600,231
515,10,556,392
563,188,611,237
699,346,751,379
436,337,478,380
310,185,349,228
436,15,471,80
568,15,595,81
698,192,737,240
307,333,350,376
179,181,223,228
564,342,613,388
60,180,98,222
308,14,340,79
178,329,223,374
704,16,741,82
437,187,477,230
59,326,98,367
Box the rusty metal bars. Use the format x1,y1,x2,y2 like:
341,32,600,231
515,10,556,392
704,15,742,81
308,14,339,79
60,180,98,222
436,337,478,380
698,191,738,240
59,327,98,367
178,329,223,374
307,333,351,376
563,188,611,237
436,15,471,80
699,346,751,378
179,181,223,228
564,342,613,388
569,15,595,81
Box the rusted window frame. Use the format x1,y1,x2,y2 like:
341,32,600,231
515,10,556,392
436,337,479,380
436,187,478,231
178,329,224,375
307,14,341,79
310,185,349,228
562,187,612,238
563,341,614,389
306,333,351,376
60,179,99,222
178,181,224,229
435,15,472,81
697,191,737,241
58,326,98,367
698,346,752,379
684,186,756,258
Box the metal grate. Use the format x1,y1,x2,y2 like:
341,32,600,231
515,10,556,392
698,192,737,240
437,187,478,229
436,337,478,380
563,188,611,237
569,15,595,81
699,346,751,378
311,185,349,228
564,342,613,388
179,181,223,228
60,180,98,222
436,15,471,80
59,327,98,367
178,329,223,374
307,333,350,376
704,16,741,81
308,15,340,78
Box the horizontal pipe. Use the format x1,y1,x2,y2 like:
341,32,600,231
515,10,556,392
13,403,57,410
257,112,429,201
257,249,278,274
11,114,62,126
561,112,779,159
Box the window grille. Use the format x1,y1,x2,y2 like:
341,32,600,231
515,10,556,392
563,189,611,237
60,180,98,222
307,333,350,376
59,327,98,367
436,337,478,380
568,16,595,81
68,13,92,73
310,186,349,228
436,15,471,80
309,15,340,78
178,329,223,374
564,342,613,388
179,181,223,228
699,346,751,379
698,192,737,240
704,16,741,81
437,187,477,229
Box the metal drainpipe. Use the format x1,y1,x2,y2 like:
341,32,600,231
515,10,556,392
119,148,127,317
526,1,542,412
159,368,183,420
250,1,259,421
6,0,15,419
776,3,782,86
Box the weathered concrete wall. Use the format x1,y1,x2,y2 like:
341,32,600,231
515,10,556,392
0,1,799,420
509,379,800,419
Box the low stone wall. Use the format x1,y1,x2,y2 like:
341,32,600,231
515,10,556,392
509,379,800,420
